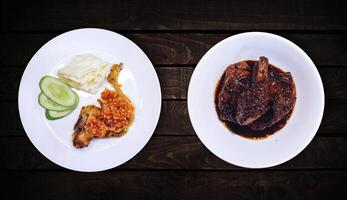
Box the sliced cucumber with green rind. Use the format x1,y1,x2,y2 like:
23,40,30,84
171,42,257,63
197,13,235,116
45,90,79,120
38,93,71,111
39,76,76,107
46,109,74,120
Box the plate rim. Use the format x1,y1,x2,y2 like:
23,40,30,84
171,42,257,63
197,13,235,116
18,28,162,172
187,31,325,168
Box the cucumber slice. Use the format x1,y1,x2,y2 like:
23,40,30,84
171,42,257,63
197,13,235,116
45,109,73,120
39,76,76,107
38,93,71,111
45,91,79,120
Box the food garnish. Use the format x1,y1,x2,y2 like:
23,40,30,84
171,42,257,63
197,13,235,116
38,76,79,120
72,63,135,148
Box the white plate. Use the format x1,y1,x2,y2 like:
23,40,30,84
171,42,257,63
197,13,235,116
188,32,325,168
18,28,161,172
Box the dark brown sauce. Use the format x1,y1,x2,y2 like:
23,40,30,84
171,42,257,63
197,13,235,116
215,60,295,140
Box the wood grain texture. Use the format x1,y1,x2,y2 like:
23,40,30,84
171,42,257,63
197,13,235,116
2,100,347,136
1,33,347,66
158,67,347,100
1,0,347,31
1,170,345,200
3,67,347,101
156,67,192,99
0,136,346,170
1,0,346,198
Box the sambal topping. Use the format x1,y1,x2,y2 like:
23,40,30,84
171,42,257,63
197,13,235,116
72,63,135,148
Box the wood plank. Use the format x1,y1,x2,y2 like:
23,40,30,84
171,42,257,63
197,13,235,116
1,0,346,31
156,67,192,99
3,67,347,101
1,101,193,136
3,67,192,101
0,67,191,101
1,33,347,66
2,100,347,136
0,136,346,170
0,170,345,200
319,68,347,100
0,67,24,101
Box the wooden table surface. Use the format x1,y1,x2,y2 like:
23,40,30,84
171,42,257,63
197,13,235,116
1,0,347,199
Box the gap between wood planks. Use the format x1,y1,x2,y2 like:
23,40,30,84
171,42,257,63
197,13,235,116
1,98,347,136
1,33,347,66
0,168,346,172
0,136,346,171
1,65,347,100
2,30,347,34
0,66,346,136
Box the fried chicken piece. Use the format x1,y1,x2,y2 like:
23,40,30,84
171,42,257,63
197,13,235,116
249,69,296,130
217,61,252,122
72,105,101,148
72,63,135,148
235,57,271,126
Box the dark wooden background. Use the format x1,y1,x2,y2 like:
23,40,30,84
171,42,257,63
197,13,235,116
1,0,346,199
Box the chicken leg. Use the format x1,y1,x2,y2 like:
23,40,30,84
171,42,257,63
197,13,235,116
235,57,270,126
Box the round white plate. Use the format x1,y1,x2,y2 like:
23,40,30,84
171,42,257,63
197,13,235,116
188,32,325,168
18,28,162,172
